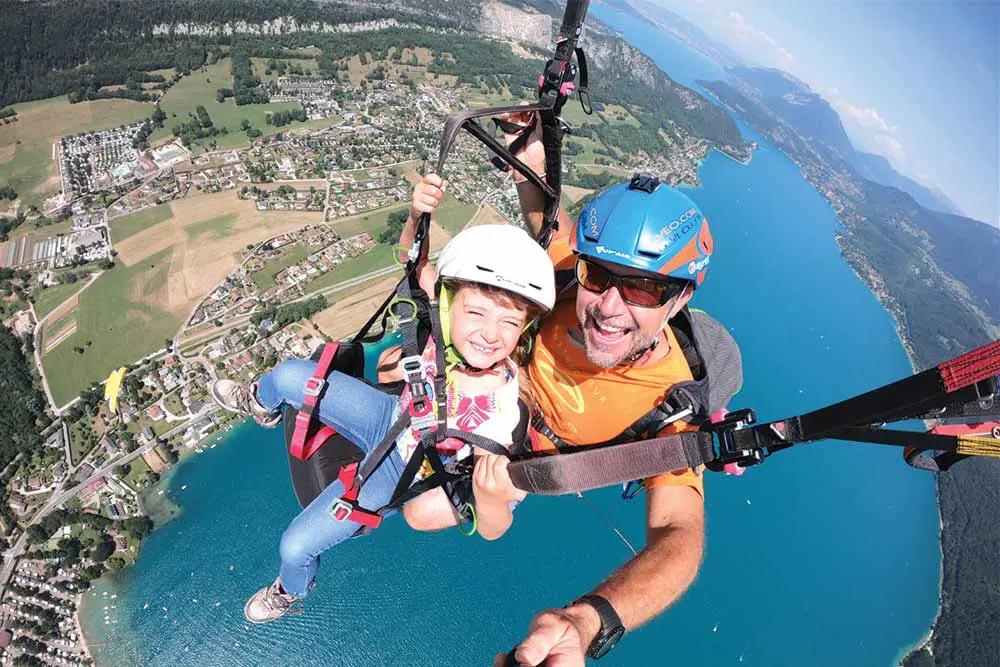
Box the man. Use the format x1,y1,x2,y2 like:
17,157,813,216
494,115,716,667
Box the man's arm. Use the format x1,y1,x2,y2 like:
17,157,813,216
498,483,704,667
501,111,573,243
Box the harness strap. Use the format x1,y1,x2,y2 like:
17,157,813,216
507,431,714,495
328,462,382,529
735,344,1000,453
491,117,536,173
574,47,592,114
428,298,449,438
289,342,341,461
530,412,570,450
355,408,415,488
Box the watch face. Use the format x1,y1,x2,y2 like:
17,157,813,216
592,625,625,659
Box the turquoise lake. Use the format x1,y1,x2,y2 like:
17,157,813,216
81,8,940,666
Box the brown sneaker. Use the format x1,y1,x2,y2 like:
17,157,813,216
244,578,304,624
211,379,281,428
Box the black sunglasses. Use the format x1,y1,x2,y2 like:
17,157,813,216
576,257,689,307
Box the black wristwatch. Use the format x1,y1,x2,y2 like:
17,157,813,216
569,594,625,659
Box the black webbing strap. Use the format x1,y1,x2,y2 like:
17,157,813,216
506,431,713,496
574,47,592,114
913,379,998,421
491,117,536,173
827,426,978,453
613,387,697,444
734,355,1000,453
354,408,413,489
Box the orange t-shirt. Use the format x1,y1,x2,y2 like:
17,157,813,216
527,296,704,496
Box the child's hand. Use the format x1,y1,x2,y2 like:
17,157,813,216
472,453,528,504
409,173,448,220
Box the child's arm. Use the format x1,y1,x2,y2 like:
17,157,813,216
472,453,527,541
402,454,526,539
400,173,448,296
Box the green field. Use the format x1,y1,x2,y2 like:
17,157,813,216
560,101,604,128
302,244,396,293
0,96,153,209
330,203,408,239
7,216,75,242
565,136,610,166
458,87,521,108
185,212,236,241
163,391,186,417
109,204,174,243
121,456,151,491
42,248,185,406
251,57,320,83
251,243,314,290
148,59,308,151
432,194,477,235
33,281,82,319
69,419,97,466
45,309,77,340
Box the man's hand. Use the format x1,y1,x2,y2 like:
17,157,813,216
493,606,598,667
472,453,527,505
499,108,546,180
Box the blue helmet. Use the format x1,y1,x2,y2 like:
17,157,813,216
570,174,713,286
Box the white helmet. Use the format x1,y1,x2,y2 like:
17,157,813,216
436,224,555,311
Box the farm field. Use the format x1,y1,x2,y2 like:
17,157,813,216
311,275,401,341
0,96,153,209
430,193,477,235
109,205,175,243
250,243,314,290
43,191,320,404
329,203,409,239
33,281,85,320
42,247,180,406
147,59,308,151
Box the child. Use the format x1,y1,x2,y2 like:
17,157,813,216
210,174,555,623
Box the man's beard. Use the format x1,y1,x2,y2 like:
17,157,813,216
582,305,659,369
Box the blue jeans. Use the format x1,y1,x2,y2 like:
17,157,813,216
256,359,406,598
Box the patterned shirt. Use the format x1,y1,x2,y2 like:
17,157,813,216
396,336,521,479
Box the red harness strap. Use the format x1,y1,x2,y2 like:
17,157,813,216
329,462,382,529
286,342,383,529
290,342,341,461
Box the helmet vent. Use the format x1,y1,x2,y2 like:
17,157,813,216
475,265,495,273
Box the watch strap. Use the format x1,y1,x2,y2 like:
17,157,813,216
570,594,624,659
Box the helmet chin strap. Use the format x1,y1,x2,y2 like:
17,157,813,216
624,308,674,364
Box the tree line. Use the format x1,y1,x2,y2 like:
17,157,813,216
0,326,49,472
1,0,427,107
